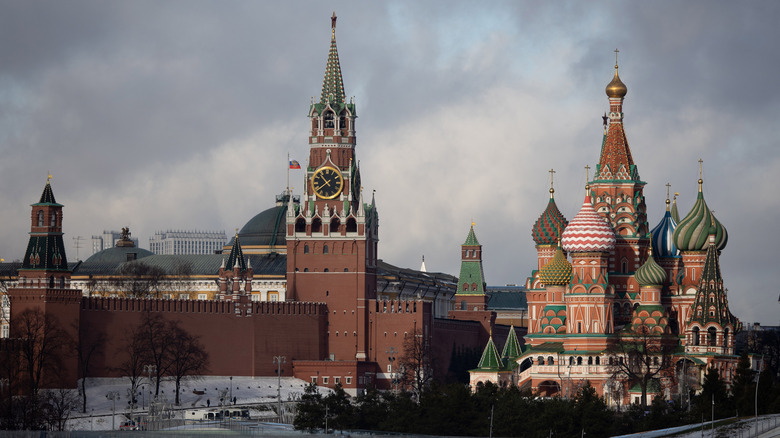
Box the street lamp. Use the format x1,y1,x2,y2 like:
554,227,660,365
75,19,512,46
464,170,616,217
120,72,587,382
144,364,157,399
106,391,120,430
273,356,286,423
229,376,233,405
386,347,397,393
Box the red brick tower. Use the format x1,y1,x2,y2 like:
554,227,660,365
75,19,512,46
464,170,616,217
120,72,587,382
286,13,378,362
9,178,81,388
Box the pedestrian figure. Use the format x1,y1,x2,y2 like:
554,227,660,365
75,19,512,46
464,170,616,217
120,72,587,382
207,399,210,407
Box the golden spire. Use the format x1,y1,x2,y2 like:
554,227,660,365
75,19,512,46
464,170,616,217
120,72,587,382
584,164,591,193
665,183,671,211
47,172,53,183
331,11,337,40
549,168,556,198
698,158,704,192
606,48,627,98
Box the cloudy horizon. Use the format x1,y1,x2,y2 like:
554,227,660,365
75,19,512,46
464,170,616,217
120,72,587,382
1,1,778,325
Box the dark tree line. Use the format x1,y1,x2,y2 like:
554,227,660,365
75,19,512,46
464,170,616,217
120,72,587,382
295,369,780,438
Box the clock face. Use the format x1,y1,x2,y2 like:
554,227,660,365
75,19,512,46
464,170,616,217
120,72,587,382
312,166,344,199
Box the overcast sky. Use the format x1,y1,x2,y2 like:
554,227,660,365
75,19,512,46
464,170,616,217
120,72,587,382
1,1,778,325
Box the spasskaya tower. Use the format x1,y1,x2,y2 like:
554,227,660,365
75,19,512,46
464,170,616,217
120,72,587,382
286,13,379,362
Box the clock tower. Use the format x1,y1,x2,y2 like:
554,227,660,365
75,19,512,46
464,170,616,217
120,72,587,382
286,13,378,362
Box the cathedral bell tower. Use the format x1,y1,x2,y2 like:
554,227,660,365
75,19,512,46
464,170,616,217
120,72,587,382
286,14,378,362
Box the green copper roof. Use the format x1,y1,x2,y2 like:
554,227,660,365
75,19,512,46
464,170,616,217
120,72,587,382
320,19,345,106
635,252,666,287
501,325,523,359
463,224,480,246
688,237,737,328
32,182,63,207
673,188,727,251
476,336,504,371
22,234,69,272
225,233,247,272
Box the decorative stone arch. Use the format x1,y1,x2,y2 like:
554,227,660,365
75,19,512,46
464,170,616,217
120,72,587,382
346,217,357,233
537,381,560,397
323,109,335,128
691,326,701,345
295,217,306,233
330,218,340,234
311,218,322,233
707,326,718,346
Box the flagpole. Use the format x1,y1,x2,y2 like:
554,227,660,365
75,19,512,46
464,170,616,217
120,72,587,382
287,152,290,196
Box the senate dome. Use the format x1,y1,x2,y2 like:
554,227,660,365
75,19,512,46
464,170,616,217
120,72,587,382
226,193,298,252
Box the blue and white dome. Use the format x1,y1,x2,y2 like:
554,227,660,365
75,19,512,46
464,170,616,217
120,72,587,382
651,208,679,258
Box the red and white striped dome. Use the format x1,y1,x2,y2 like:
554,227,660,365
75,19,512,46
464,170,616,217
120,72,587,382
561,195,616,253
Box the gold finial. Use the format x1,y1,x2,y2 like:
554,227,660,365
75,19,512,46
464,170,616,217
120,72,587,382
47,172,53,183
584,165,591,191
235,228,239,236
606,49,627,98
698,158,703,192
549,168,556,197
331,11,337,39
614,48,619,69
673,192,679,202
665,183,671,209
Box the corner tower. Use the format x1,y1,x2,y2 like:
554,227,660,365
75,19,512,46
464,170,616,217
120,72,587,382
286,14,378,363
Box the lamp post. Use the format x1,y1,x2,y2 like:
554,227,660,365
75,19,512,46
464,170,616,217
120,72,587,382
273,356,286,423
229,376,233,405
755,355,763,434
144,364,157,399
386,347,397,393
106,391,120,430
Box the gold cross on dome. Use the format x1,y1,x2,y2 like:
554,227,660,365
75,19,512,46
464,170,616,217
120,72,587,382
584,164,591,181
614,48,620,68
665,183,671,199
549,168,556,189
698,158,703,179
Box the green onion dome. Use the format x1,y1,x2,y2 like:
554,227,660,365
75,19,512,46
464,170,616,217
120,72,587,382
635,250,667,287
672,185,727,251
532,191,568,246
539,245,572,286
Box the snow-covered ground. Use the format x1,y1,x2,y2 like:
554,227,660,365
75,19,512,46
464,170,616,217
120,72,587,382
66,375,328,431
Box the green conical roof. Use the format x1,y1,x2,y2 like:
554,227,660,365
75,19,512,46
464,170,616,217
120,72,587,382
320,13,346,106
224,233,246,272
476,335,504,371
501,325,523,359
463,224,480,246
688,236,737,328
32,181,63,207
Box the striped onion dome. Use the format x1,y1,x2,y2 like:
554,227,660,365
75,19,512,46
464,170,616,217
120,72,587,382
635,250,667,286
672,184,727,251
532,192,568,245
651,209,679,258
561,195,616,253
539,245,572,286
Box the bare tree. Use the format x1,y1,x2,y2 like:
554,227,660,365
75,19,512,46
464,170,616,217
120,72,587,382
606,325,676,408
167,323,209,405
73,323,106,413
135,313,172,397
398,327,433,398
117,324,148,407
111,262,165,298
13,309,70,396
41,388,78,431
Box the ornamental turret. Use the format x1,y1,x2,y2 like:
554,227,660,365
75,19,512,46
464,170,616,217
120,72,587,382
455,224,489,311
532,169,568,270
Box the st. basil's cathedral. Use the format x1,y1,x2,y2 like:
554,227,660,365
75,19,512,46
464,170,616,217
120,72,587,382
469,55,740,406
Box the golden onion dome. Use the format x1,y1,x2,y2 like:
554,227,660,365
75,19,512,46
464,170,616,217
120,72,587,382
606,66,627,99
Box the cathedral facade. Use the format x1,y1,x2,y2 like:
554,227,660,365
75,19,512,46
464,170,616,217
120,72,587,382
470,58,740,407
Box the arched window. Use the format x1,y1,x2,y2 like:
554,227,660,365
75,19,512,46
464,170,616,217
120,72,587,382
324,268,329,272
295,218,306,233
588,357,593,365
471,282,478,291
548,356,554,365
537,356,545,365
37,210,44,226
324,111,334,128
346,218,357,233
723,328,730,347
344,268,349,272
460,301,467,311
692,327,700,346
50,211,57,227
303,268,309,272
462,284,468,291
577,357,583,365
304,245,309,254
708,327,717,346
621,259,628,274
595,357,600,365
311,218,322,233
330,219,340,234
323,245,329,254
